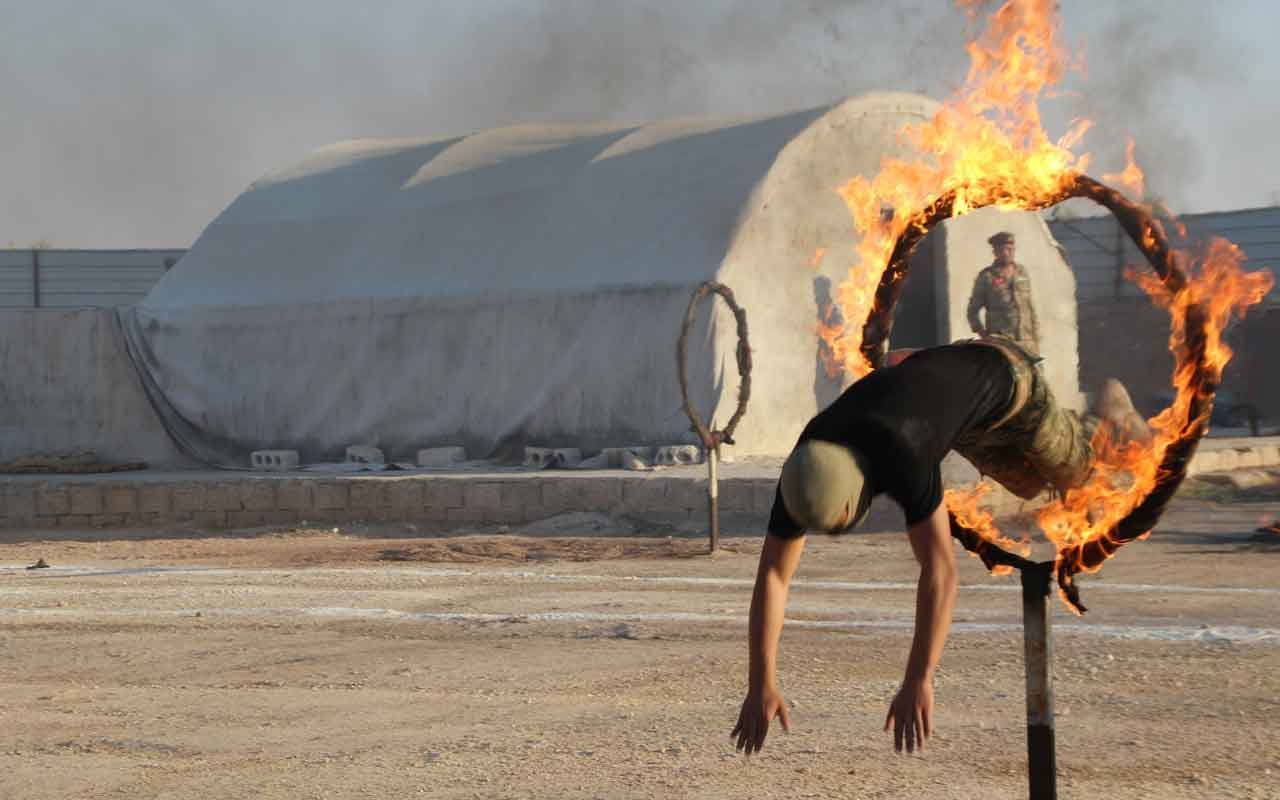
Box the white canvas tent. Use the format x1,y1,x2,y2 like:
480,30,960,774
118,92,1079,467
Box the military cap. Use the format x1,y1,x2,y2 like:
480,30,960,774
988,231,1015,247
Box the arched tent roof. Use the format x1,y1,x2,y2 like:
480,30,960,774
122,92,1075,464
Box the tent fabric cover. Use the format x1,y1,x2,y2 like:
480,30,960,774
122,93,951,465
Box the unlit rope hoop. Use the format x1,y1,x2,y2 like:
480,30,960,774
677,281,752,452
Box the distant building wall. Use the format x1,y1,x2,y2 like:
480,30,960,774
1050,206,1280,420
0,249,185,308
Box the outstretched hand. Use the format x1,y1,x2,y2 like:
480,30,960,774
731,686,792,755
884,677,934,753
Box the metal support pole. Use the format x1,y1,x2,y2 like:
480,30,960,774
706,444,720,553
31,250,41,308
1021,563,1057,800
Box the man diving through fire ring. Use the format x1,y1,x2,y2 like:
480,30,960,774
731,336,1144,755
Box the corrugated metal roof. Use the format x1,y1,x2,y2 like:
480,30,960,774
1048,205,1280,303
0,249,185,308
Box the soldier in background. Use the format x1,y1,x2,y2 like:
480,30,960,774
967,231,1040,355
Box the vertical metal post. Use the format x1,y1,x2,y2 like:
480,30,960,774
31,249,41,308
706,444,720,553
1021,563,1057,800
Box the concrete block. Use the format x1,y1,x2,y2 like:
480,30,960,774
239,482,277,512
387,481,424,511
620,477,669,512
91,514,126,529
417,447,467,468
464,482,503,513
193,511,226,528
718,479,755,513
1257,445,1280,467
104,488,138,515
227,511,267,528
275,480,312,511
578,480,623,511
524,447,583,469
69,486,103,515
5,487,36,519
313,482,349,511
349,481,381,510
1213,449,1240,472
37,489,71,516
425,480,465,510
346,445,385,465
251,450,300,471
500,481,542,512
172,484,206,512
599,447,655,469
1234,448,1262,470
205,483,243,512
666,478,711,511
753,481,778,515
263,510,301,525
139,486,171,514
540,479,583,513
654,445,704,467
57,514,92,529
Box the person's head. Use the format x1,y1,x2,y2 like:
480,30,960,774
988,231,1015,266
779,440,871,535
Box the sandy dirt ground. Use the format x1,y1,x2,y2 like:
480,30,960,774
1,496,1277,800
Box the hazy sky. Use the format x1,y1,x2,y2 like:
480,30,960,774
3,0,1276,247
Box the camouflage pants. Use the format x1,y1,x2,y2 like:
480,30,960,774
953,338,1094,500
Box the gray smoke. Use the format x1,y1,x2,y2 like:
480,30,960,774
0,1,1258,246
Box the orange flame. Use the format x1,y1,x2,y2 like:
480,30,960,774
821,0,1275,570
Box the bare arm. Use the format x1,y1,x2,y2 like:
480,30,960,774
731,532,806,754
885,501,958,753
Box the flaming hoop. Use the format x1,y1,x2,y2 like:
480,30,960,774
819,0,1274,614
861,173,1223,613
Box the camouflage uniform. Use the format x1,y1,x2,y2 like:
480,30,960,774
952,337,1094,500
966,262,1040,356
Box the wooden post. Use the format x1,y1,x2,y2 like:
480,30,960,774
1022,563,1058,800
706,444,720,553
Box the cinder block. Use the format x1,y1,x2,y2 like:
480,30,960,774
416,447,467,468
313,481,349,511
104,488,138,515
654,445,704,467
752,481,778,515
37,489,71,516
239,482,277,512
69,486,103,515
1256,444,1280,467
464,482,503,512
578,479,623,511
4,487,36,520
540,479,582,513
666,477,712,510
424,480,465,509
346,445,385,465
227,511,267,528
524,447,583,469
90,514,126,529
57,514,92,528
500,481,542,511
276,480,312,511
139,486,171,513
251,450,300,472
205,483,243,512
172,484,206,512
620,477,668,512
193,511,226,527
718,479,755,513
1234,448,1262,469
387,481,424,511
349,481,381,510
1213,449,1239,472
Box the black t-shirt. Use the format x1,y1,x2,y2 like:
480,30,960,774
769,343,1015,536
